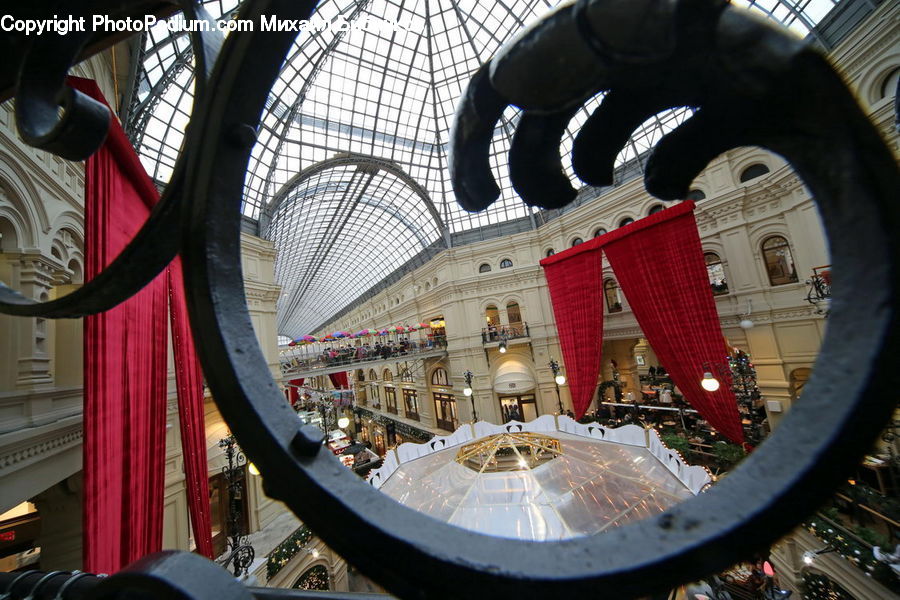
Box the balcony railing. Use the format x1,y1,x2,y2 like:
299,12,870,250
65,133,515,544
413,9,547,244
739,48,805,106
282,337,447,373
481,322,529,344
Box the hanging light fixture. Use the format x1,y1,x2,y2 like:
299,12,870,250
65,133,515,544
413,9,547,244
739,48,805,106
701,372,720,391
499,340,507,353
338,416,350,429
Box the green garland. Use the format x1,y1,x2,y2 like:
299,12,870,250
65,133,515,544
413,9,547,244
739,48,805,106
802,572,854,600
356,407,433,443
804,516,898,592
266,524,313,580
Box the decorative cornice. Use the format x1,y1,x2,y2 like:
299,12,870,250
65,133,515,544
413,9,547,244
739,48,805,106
0,424,83,472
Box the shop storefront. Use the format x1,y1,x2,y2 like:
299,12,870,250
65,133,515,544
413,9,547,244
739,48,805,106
499,394,538,423
433,393,458,432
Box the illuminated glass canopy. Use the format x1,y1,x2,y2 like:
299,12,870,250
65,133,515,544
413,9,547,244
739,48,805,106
379,431,695,541
126,0,843,336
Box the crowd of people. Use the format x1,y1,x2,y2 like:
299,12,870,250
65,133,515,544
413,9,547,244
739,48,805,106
283,336,448,372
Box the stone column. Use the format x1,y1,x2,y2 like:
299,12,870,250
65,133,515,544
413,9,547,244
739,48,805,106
31,472,83,571
13,254,62,388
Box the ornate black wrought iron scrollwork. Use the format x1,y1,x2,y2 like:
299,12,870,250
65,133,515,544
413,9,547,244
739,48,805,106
1,0,898,599
0,1,221,320
218,434,256,578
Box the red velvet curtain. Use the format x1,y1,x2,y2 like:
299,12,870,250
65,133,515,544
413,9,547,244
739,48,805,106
539,241,606,418
288,377,305,402
601,201,744,443
77,77,168,573
329,371,349,390
167,258,214,558
75,77,214,570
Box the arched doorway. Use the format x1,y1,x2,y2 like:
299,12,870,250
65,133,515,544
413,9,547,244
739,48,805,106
293,564,330,590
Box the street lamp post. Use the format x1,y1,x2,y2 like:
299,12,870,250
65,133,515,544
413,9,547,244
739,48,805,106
549,359,566,414
462,370,477,422
217,434,256,578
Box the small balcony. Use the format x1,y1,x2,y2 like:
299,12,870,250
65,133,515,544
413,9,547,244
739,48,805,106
481,322,529,345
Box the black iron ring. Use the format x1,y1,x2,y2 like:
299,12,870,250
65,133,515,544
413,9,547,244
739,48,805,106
0,571,38,600
180,1,900,598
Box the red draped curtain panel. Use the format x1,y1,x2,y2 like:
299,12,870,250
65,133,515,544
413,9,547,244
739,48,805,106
288,378,305,403
75,77,214,570
77,77,168,573
329,371,349,390
601,201,744,443
168,258,214,558
539,241,606,418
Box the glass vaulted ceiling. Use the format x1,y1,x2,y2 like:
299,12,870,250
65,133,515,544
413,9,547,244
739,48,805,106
127,0,843,338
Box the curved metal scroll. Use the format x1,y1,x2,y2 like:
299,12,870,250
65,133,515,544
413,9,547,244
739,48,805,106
3,0,899,598
0,2,221,319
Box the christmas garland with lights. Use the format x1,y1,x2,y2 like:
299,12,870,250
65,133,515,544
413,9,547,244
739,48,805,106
802,572,854,600
804,515,898,591
266,524,314,580
356,408,433,443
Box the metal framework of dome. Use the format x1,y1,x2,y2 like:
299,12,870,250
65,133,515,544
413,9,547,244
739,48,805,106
455,432,563,472
368,416,712,541
124,0,843,336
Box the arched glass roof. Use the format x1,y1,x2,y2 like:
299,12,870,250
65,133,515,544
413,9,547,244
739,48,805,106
266,156,445,336
126,0,843,336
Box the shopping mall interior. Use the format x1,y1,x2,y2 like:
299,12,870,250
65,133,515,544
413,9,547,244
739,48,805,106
0,0,898,598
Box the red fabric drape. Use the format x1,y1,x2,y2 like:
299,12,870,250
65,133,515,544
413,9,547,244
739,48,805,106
601,201,744,443
75,77,214,570
167,258,214,559
77,77,168,573
288,378,305,402
539,242,606,418
329,371,349,390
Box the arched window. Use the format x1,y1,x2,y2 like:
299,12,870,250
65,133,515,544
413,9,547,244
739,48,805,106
485,305,499,330
571,237,583,247
431,368,449,386
618,218,634,228
647,204,664,216
685,189,706,201
761,235,798,286
0,217,19,252
382,368,393,382
68,259,83,284
499,258,513,269
593,228,607,238
704,252,728,295
478,263,491,273
506,302,522,330
604,279,622,313
879,67,899,101
368,369,378,381
400,367,414,383
356,369,365,382
545,248,555,257
740,163,770,182
789,368,812,401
